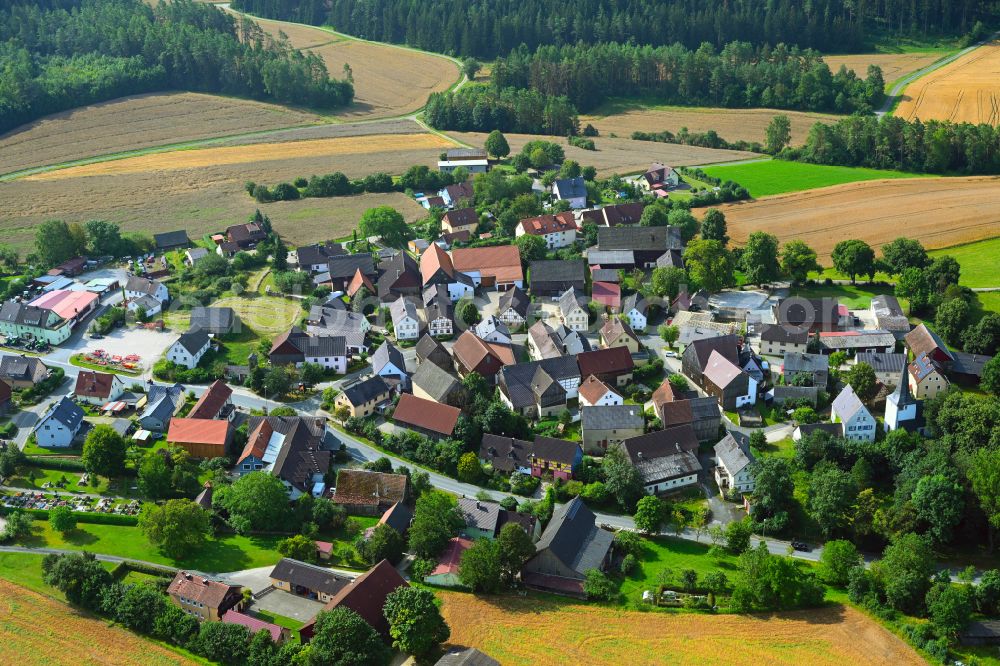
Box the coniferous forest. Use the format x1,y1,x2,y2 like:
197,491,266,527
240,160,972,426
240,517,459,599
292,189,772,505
0,0,354,134
232,0,999,58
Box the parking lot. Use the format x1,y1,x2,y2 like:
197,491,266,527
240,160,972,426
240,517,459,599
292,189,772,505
65,325,176,371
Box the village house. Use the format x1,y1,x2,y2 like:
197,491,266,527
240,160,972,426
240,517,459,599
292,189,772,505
0,355,48,388
516,212,577,249
73,370,125,406
529,260,586,298
497,285,529,329
226,222,266,248
293,242,345,273
578,374,623,407
165,329,211,370
498,357,581,415
871,294,911,339
153,230,191,252
599,318,641,354
389,296,422,341
531,436,583,480
441,207,480,235
772,297,844,333
908,351,950,399
480,434,534,476
299,560,409,643
29,290,99,329
591,281,621,311
558,287,589,332
420,244,475,302
332,469,410,516
452,330,514,382
124,275,169,305
269,558,350,603
440,181,475,208
522,497,613,597
580,404,644,454
376,251,421,302
781,352,829,390
771,385,819,406
237,416,330,498
452,245,524,290
0,302,72,346
184,248,208,266
422,284,454,337
411,361,463,407
334,375,392,418
642,162,680,194
831,385,877,442
415,334,453,370
619,292,648,331
167,571,243,622
527,320,590,359
758,324,810,357
424,537,472,588
187,380,234,421
621,426,702,495
137,383,184,432
581,202,646,227
320,254,377,293
552,177,588,209
701,350,758,410
856,352,908,387
577,346,635,387
475,315,512,345
34,396,84,447
652,384,721,443
371,341,408,391
346,268,376,301
596,226,682,269
458,497,540,541
714,433,756,494
167,418,232,459
392,393,461,440
305,308,368,353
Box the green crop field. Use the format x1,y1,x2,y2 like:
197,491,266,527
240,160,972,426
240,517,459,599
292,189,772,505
702,159,923,197
929,237,1000,289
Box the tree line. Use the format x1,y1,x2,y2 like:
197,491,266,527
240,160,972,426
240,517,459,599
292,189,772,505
232,0,995,58
0,0,353,134
492,42,885,114
425,84,578,135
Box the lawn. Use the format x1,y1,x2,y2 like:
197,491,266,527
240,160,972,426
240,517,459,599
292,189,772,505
975,291,1000,316
702,159,923,197
216,327,262,365
753,437,796,461
618,535,740,604
8,466,109,494
210,293,303,338
22,441,83,457
928,237,1000,289
790,281,901,310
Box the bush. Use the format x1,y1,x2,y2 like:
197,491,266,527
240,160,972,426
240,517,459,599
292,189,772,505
25,457,86,471
621,553,638,575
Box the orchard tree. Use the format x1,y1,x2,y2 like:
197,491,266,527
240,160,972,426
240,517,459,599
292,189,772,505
359,206,411,249
383,587,450,657
781,240,821,284
138,500,211,559
639,203,669,227
81,425,127,479
484,130,510,158
700,209,728,245
831,239,875,284
740,231,780,285
496,522,535,585
765,114,791,154
633,495,665,534
683,239,733,293
651,266,687,301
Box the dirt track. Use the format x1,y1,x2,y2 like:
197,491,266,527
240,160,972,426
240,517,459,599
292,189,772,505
717,176,1000,261
895,41,1000,124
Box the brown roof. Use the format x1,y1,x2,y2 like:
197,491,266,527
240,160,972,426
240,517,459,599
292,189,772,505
519,212,575,236
392,393,461,436
73,370,117,399
578,374,618,405
452,246,523,284
167,571,241,609
577,346,634,378
702,350,744,388
532,436,581,466
621,425,699,460
904,323,953,362
188,380,232,420
441,230,472,245
167,418,231,448
240,419,273,462
659,399,694,426
600,319,638,345
420,243,455,284
452,330,514,377
652,377,679,407
301,560,408,639
333,470,408,508
270,326,308,356
601,202,645,227
442,207,479,230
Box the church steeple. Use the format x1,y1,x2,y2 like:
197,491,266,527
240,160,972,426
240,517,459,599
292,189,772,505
891,363,916,408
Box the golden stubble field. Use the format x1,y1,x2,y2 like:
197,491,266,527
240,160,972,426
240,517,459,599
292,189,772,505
895,41,1000,124
716,176,1000,262
0,579,197,666
447,132,757,177
438,592,923,666
580,106,842,146
824,52,942,83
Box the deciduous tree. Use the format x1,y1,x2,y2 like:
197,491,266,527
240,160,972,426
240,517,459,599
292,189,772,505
780,240,821,284
831,239,875,284
138,499,211,559
81,425,127,479
383,586,450,657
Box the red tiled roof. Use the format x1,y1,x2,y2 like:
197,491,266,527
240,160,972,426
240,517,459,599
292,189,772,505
519,212,575,236
578,375,617,405
240,419,273,462
301,560,408,640
167,418,231,447
591,282,621,308
74,370,117,399
431,537,472,576
188,380,232,420
577,346,634,378
222,610,283,642
346,268,375,297
452,246,523,284
392,393,461,436
420,243,455,284
452,330,514,377
168,571,241,609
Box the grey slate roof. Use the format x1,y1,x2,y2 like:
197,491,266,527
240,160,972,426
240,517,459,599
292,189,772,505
772,385,819,404
632,449,701,486
189,307,235,332
296,335,346,358
458,497,501,535
480,434,534,473
125,275,163,297
174,328,210,357
530,260,586,284
153,230,190,248
141,384,183,424
499,357,580,409
590,269,619,283
40,396,84,431
587,250,634,266
831,385,867,421
389,296,421,328
714,433,754,476
558,287,586,320
532,436,581,466
436,648,499,666
341,375,390,406
269,558,350,596
783,352,828,374
554,177,586,200
597,226,682,252
371,341,406,375
0,302,59,328
498,285,529,318
415,334,452,367
856,352,907,375
581,404,643,431
533,497,613,577
819,330,896,351
0,355,46,382
327,254,376,280
411,361,460,402
760,323,809,345
620,292,645,315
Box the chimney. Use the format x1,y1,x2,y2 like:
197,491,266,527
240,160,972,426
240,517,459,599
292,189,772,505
637,451,643,459
476,501,482,510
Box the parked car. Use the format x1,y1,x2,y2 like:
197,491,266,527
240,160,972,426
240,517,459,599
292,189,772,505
791,541,811,552
664,350,677,358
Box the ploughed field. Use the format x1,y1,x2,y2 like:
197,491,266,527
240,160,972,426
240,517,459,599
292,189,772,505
580,105,843,146
0,579,198,666
895,40,1000,124
438,591,923,666
716,176,1000,262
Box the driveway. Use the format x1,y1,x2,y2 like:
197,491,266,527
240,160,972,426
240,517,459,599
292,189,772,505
251,590,327,623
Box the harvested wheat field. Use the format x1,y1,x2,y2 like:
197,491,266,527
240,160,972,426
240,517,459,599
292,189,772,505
0,579,196,666
438,592,921,666
231,9,459,119
581,106,842,145
716,176,1000,262
896,41,1000,124
0,92,322,177
27,133,453,180
447,132,757,176
824,53,941,84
